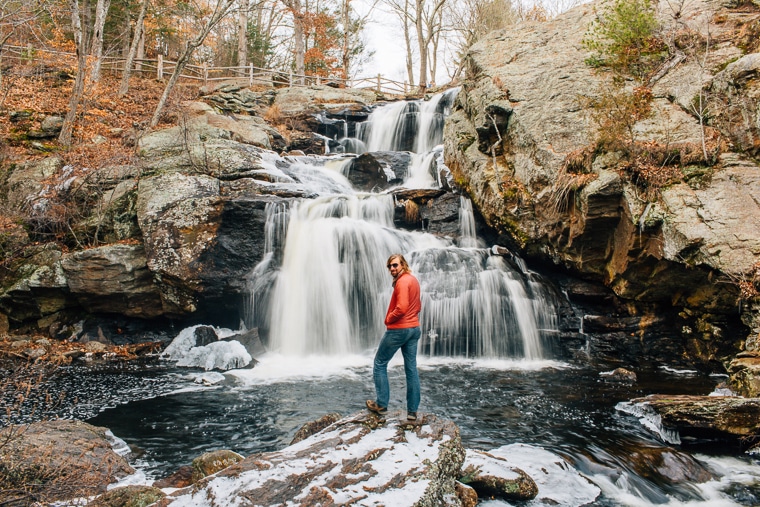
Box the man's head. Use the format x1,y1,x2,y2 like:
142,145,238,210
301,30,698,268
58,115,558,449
386,254,410,278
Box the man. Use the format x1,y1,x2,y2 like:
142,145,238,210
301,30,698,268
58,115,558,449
366,253,422,421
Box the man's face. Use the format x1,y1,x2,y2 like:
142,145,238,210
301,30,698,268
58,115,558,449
387,259,401,277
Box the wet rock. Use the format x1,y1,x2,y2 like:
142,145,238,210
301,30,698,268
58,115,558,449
461,449,538,501
290,413,342,445
163,411,465,507
87,485,165,507
193,325,218,347
621,444,715,485
61,244,163,319
346,151,408,190
728,352,760,397
631,394,760,444
222,328,266,357
419,191,462,237
600,367,637,383
0,420,134,502
152,466,194,489
136,171,283,317
191,450,245,483
455,481,479,507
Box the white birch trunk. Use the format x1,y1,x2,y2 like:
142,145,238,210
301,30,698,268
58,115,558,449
237,0,249,66
89,0,111,83
119,0,148,96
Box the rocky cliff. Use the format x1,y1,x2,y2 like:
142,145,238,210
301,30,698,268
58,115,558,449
444,0,760,389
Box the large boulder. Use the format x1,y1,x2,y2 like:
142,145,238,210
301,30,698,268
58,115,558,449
162,411,466,507
136,123,268,178
443,0,760,363
61,244,163,318
629,394,760,445
461,449,538,501
0,244,70,323
346,151,409,190
0,420,134,505
135,172,223,315
4,156,63,210
136,176,285,317
87,485,165,507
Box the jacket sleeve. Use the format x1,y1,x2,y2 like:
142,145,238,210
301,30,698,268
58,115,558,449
384,277,410,326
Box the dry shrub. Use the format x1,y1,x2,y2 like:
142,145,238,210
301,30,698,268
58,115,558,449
737,18,760,53
672,28,707,51
548,145,600,216
264,104,283,125
563,144,597,174
581,84,654,151
404,200,420,223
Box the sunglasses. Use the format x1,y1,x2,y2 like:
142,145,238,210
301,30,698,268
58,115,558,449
387,263,399,269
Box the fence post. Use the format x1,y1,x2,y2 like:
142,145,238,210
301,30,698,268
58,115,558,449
249,63,254,86
157,54,163,80
376,74,381,93
203,62,208,86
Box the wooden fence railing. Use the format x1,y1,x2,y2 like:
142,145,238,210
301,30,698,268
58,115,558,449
1,44,411,96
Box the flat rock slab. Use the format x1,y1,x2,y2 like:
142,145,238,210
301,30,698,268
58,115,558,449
163,411,465,507
631,394,760,440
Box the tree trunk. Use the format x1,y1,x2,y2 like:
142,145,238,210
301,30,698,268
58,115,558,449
150,0,236,127
414,0,427,91
237,0,249,66
89,0,111,83
403,0,415,87
60,0,87,146
428,7,442,86
341,0,350,80
292,0,305,83
282,0,305,83
118,0,148,96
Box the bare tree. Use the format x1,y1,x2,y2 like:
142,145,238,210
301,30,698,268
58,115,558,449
89,0,112,82
413,0,446,91
0,2,49,88
338,0,375,80
59,0,87,147
445,0,517,79
237,0,249,65
150,0,237,127
281,0,305,82
118,0,149,96
383,0,416,87
384,0,446,91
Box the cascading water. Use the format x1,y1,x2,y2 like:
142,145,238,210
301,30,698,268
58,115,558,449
46,89,757,507
243,88,559,360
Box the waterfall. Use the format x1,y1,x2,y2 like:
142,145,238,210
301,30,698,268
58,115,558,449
244,89,559,360
458,196,480,248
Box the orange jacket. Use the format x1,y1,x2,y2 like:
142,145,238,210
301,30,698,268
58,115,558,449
384,272,421,329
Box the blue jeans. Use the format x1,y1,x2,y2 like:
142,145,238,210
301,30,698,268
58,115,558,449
373,327,421,412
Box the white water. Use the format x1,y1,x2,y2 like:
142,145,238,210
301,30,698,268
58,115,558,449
243,194,558,359
240,89,558,361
